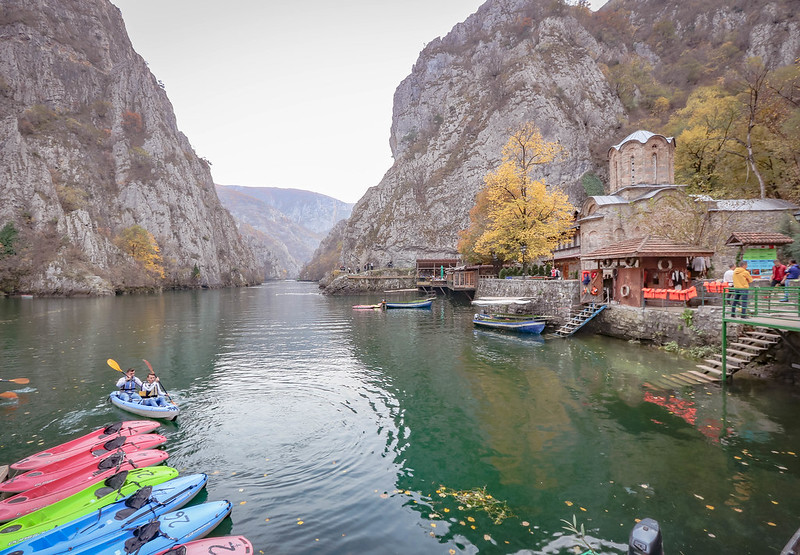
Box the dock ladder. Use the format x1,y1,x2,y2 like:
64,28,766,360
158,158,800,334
553,303,607,338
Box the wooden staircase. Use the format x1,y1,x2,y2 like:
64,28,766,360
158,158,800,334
553,303,607,338
645,327,782,389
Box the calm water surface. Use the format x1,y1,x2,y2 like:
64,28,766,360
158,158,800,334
1,281,798,554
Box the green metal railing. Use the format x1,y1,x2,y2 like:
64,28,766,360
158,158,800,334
720,283,800,381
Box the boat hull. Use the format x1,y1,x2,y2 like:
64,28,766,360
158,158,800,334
154,535,254,555
109,391,180,421
384,299,434,309
472,315,545,334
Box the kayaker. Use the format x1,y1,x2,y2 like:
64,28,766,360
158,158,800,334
140,372,168,407
115,368,142,402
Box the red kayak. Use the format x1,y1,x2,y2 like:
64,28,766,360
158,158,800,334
155,536,254,555
0,433,168,493
10,421,160,471
0,449,169,522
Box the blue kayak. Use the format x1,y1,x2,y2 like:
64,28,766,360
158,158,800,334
109,392,180,421
56,500,233,555
3,474,208,555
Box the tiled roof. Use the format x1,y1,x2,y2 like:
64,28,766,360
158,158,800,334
725,232,794,246
583,236,714,260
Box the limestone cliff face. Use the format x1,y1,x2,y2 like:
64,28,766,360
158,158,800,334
0,0,259,294
334,0,800,271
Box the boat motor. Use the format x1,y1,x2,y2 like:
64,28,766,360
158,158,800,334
629,518,663,555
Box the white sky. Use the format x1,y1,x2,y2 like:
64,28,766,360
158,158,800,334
112,0,607,203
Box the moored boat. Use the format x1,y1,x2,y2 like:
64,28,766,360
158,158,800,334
352,303,384,310
3,473,209,555
0,466,179,551
472,313,546,334
383,298,435,309
0,433,167,493
0,450,170,522
10,421,161,471
109,391,180,421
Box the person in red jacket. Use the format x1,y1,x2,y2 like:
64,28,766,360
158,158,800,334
771,259,786,287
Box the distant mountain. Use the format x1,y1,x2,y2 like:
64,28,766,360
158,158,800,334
215,186,353,279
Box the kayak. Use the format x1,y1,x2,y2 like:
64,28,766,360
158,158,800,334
3,473,208,555
0,466,179,551
352,303,383,310
0,433,167,493
109,391,180,421
0,449,169,522
10,421,161,471
155,535,254,555
61,500,233,555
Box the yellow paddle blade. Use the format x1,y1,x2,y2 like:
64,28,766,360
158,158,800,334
106,358,123,373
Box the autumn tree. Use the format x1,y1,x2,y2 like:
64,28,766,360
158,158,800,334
458,122,575,265
115,225,165,279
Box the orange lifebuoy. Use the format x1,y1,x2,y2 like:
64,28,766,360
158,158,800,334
590,286,599,296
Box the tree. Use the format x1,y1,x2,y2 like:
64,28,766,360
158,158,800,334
115,225,165,279
458,122,575,264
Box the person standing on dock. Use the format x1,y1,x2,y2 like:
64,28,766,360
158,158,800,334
781,260,800,302
731,261,754,318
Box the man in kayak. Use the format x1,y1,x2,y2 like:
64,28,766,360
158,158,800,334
115,368,142,402
140,372,168,407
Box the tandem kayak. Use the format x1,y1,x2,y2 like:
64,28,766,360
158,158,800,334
0,433,167,493
4,474,209,555
0,466,179,551
10,421,161,471
383,298,434,309
155,535,254,555
0,450,169,522
109,391,180,421
61,500,233,555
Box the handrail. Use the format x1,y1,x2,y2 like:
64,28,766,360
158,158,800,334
721,283,800,325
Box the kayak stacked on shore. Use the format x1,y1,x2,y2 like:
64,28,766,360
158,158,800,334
0,421,253,554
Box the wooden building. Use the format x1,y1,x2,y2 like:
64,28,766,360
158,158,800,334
582,236,713,307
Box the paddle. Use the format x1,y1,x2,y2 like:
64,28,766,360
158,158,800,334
0,391,18,400
0,378,29,385
107,358,123,373
142,359,177,406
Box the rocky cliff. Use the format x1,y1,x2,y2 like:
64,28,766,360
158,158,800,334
0,0,260,295
327,0,800,272
216,185,353,279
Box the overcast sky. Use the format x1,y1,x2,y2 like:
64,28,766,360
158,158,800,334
112,0,607,204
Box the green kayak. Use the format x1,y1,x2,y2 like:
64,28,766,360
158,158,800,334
0,465,178,551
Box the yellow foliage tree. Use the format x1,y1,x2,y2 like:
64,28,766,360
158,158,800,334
458,122,575,265
115,225,165,279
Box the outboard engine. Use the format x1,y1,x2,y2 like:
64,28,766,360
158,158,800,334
629,518,663,555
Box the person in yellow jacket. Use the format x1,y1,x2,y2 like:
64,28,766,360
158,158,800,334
731,261,754,318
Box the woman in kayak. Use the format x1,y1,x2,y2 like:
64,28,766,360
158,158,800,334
115,368,142,402
140,372,168,407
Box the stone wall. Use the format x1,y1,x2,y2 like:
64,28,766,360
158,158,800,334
476,278,581,321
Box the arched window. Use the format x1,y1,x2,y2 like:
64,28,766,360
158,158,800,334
652,153,658,183
630,156,635,184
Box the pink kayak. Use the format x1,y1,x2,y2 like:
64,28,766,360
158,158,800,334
10,421,161,471
0,449,169,522
0,433,168,493
156,536,254,555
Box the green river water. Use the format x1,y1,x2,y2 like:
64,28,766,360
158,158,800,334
0,281,798,554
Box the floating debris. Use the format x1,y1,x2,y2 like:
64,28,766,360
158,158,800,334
435,486,514,524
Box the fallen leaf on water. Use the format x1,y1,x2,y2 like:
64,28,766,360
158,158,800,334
771,500,779,505
521,521,530,526
706,505,715,510
467,516,475,522
484,534,492,541
694,494,705,500
297,520,304,525
431,523,437,528
767,522,777,527
733,508,743,513
565,500,574,507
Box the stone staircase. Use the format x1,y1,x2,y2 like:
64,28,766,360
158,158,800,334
695,327,782,380
553,303,607,338
645,327,782,389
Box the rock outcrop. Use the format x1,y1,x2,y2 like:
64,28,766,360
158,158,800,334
324,0,800,274
0,0,260,295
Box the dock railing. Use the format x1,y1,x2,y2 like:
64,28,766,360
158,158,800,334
720,281,800,382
